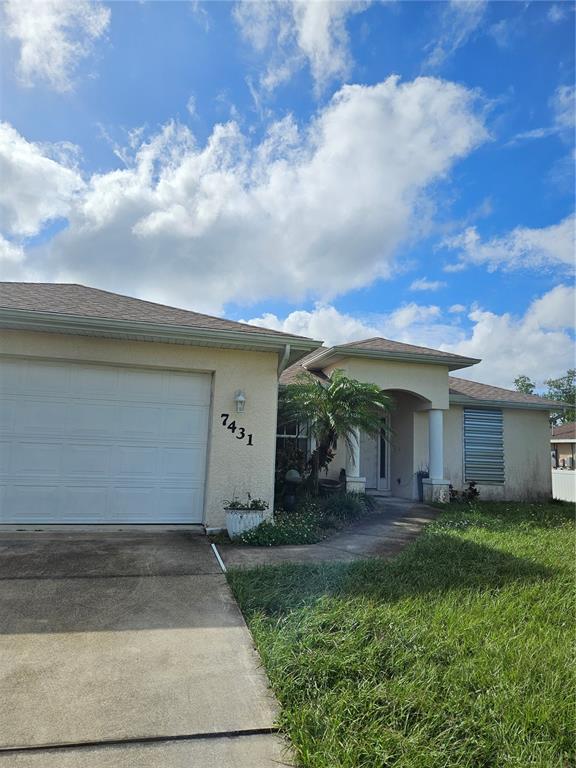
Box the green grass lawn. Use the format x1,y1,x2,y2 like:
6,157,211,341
228,501,575,768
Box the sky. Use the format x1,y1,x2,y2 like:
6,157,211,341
0,0,574,389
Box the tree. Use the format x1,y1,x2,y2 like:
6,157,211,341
513,375,536,395
545,369,575,424
282,369,393,493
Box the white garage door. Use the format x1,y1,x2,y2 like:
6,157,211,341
0,359,211,524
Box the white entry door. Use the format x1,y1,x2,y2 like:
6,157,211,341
0,359,212,524
360,419,390,491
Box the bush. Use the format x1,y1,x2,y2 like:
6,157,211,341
236,492,376,546
237,505,325,546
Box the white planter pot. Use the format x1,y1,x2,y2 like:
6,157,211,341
226,509,266,540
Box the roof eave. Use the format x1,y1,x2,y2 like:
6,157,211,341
0,308,322,360
449,394,568,411
304,346,480,371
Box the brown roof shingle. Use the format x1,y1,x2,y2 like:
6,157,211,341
336,336,477,362
449,376,565,408
551,422,576,439
280,349,565,410
0,282,314,340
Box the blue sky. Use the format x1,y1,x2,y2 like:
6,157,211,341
0,0,574,387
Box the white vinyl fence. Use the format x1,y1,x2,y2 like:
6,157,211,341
551,470,576,503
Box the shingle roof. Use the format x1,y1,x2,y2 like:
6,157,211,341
551,422,576,439
449,376,565,408
280,349,565,410
0,282,312,340
336,336,476,362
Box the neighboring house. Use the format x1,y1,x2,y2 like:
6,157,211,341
550,423,575,469
0,282,565,529
280,339,565,504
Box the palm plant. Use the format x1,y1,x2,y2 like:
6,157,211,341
282,369,393,493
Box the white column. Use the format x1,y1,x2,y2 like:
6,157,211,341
428,409,444,480
346,427,366,493
346,427,360,475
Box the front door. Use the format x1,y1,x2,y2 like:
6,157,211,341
360,419,390,491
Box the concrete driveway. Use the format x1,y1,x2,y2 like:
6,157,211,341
0,531,291,767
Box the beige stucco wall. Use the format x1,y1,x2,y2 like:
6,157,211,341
0,330,279,527
325,357,450,409
443,405,552,500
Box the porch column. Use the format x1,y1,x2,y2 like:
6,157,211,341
346,427,366,493
428,409,444,480
422,409,450,504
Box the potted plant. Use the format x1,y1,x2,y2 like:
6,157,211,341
224,494,269,539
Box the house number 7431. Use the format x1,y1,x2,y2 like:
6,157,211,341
220,413,254,445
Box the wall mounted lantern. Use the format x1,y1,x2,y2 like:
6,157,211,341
234,390,246,413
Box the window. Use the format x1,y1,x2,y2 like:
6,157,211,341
463,408,504,484
276,419,310,458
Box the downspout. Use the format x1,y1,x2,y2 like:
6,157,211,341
277,343,291,378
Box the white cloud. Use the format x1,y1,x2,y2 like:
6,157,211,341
234,0,368,94
11,76,485,313
244,301,462,349
3,0,110,92
245,286,575,389
424,0,487,70
442,214,575,273
446,285,575,388
410,277,447,292
449,303,466,313
0,122,84,237
510,83,575,144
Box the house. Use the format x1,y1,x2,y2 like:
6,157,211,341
0,282,320,530
550,423,575,469
279,339,565,504
0,282,564,529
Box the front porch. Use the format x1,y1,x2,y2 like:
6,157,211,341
336,390,451,504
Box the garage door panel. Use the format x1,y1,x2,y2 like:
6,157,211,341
65,445,112,476
118,406,163,436
11,443,61,476
15,402,68,434
116,445,159,476
0,360,211,525
162,407,210,438
162,447,206,478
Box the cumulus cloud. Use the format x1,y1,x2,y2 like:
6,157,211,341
8,76,485,312
245,286,575,388
2,0,110,92
447,285,575,387
424,0,487,70
442,214,575,273
234,0,368,94
0,122,84,237
243,301,462,349
409,277,447,291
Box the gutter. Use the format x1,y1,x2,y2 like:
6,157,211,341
449,395,568,411
303,345,480,372
0,308,321,359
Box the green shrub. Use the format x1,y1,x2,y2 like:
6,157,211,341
236,492,376,546
237,506,325,546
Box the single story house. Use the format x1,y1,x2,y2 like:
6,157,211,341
550,423,575,469
279,340,565,504
0,282,565,529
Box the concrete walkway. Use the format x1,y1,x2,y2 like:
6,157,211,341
0,532,292,767
219,497,438,569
